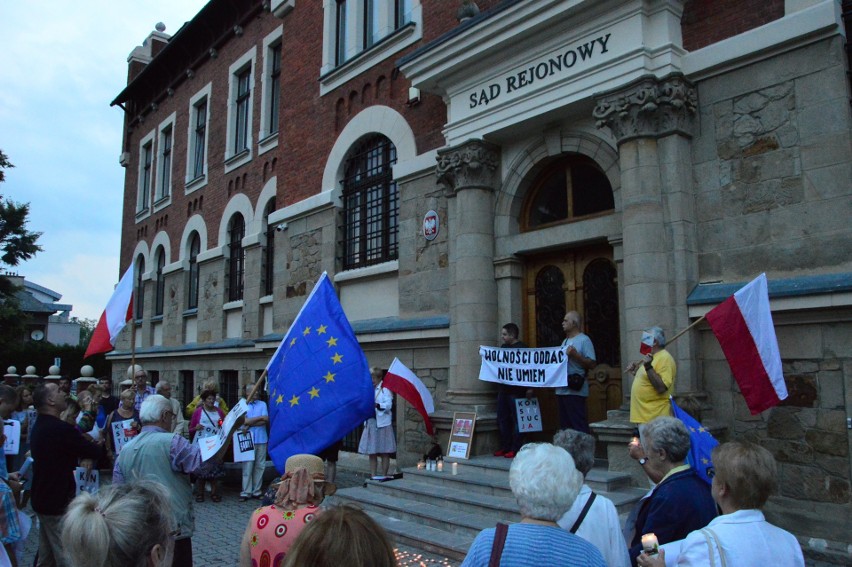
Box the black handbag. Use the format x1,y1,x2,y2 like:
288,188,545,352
567,373,585,391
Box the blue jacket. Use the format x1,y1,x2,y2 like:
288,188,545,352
629,467,717,565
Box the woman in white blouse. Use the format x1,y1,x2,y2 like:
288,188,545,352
358,368,396,480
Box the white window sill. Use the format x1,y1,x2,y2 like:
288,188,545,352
258,132,279,156
135,208,151,223
259,294,274,305
152,194,172,212
224,148,252,174
185,174,207,194
223,299,245,311
334,260,399,283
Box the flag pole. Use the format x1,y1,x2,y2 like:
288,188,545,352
627,315,706,369
130,315,137,373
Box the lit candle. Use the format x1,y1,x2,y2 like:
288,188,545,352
641,533,659,556
437,460,443,472
452,462,458,475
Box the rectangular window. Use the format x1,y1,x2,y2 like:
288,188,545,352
192,99,207,180
335,0,348,65
157,126,172,201
363,0,376,49
180,370,195,402
139,142,153,212
188,235,200,310
154,253,165,316
234,68,251,154
268,43,281,135
228,216,246,302
219,370,240,409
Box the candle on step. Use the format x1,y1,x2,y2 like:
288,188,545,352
451,462,458,475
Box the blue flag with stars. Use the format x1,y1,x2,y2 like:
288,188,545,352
670,397,719,486
265,272,374,472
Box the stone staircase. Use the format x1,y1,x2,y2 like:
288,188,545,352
331,455,647,562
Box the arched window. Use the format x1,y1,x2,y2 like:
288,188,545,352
263,199,276,297
187,233,200,309
342,135,398,269
228,214,246,302
134,255,145,320
154,248,166,316
523,155,614,230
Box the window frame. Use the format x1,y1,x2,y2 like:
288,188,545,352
154,248,166,317
136,129,156,219
187,233,201,310
341,136,398,270
134,255,146,320
262,199,276,297
225,48,257,173
259,26,284,155
185,82,212,193
228,214,246,302
154,112,176,210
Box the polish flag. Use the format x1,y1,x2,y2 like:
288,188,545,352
84,265,135,359
382,358,435,435
705,273,787,414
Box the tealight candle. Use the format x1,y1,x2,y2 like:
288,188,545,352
452,462,458,475
437,460,443,472
641,533,659,556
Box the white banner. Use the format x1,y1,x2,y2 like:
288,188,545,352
74,467,99,495
111,419,137,455
478,346,568,388
515,398,543,433
198,399,247,462
232,430,255,463
3,420,21,455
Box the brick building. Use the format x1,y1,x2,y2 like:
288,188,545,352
111,0,851,557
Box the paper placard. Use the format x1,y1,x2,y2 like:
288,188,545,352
198,399,247,462
3,420,21,455
515,397,542,432
447,411,477,460
478,346,568,388
233,430,255,463
74,467,99,496
111,419,137,455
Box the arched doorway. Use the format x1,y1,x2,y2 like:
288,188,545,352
519,153,621,431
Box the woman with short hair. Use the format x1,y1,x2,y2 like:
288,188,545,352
61,480,174,567
189,389,226,502
461,443,606,566
638,441,804,566
628,417,717,565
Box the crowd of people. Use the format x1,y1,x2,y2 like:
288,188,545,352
0,319,807,567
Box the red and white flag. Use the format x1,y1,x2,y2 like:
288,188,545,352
84,265,135,359
705,273,787,414
382,358,435,435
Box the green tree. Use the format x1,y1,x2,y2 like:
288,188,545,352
71,316,98,346
0,150,44,342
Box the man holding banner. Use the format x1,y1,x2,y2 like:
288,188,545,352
556,311,597,433
493,323,530,458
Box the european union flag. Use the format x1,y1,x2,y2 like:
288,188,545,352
670,397,719,486
265,272,374,472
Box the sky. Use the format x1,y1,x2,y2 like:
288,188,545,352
0,0,209,321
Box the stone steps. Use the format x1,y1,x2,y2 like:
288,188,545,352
332,455,646,561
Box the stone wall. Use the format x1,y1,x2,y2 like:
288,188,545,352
699,317,852,544
692,36,852,281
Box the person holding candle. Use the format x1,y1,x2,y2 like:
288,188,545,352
626,416,716,566
461,443,606,567
637,441,804,567
358,367,396,480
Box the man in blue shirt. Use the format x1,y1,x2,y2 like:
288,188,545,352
556,311,596,433
239,382,269,501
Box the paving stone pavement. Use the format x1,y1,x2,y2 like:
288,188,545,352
16,467,460,567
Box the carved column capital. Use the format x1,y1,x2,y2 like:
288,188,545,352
593,74,697,145
436,139,501,195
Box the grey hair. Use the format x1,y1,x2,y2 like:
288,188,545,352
139,394,172,425
154,381,171,393
509,443,583,521
640,416,691,463
552,429,596,477
565,311,581,328
645,326,666,347
61,480,174,567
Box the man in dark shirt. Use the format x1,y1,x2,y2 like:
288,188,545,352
30,383,104,567
493,323,531,459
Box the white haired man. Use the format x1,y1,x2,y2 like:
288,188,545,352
155,381,188,438
556,311,597,433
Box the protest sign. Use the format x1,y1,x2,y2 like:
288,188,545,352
74,467,99,495
447,411,477,459
3,420,21,455
515,397,542,432
111,419,136,455
233,430,255,463
198,399,247,462
478,346,568,388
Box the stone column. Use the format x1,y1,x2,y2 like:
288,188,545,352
594,74,701,395
436,139,501,412
495,256,524,337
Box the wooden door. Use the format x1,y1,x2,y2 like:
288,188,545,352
523,245,621,431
